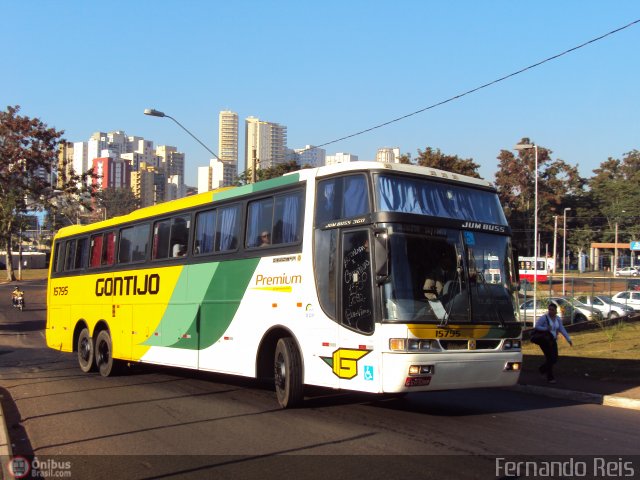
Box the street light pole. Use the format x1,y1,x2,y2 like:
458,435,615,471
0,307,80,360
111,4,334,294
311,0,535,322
144,108,220,161
562,207,571,295
553,215,558,274
515,142,539,318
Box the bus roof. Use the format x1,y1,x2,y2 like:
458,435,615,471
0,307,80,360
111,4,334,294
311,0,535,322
54,161,494,239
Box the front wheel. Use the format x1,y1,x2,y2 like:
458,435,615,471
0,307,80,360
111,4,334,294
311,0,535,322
608,311,619,319
274,338,303,408
95,330,115,377
77,328,95,373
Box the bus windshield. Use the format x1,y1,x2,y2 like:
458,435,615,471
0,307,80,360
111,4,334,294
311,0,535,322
382,226,516,324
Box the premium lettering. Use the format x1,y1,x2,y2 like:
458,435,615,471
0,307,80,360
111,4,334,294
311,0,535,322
95,274,160,297
255,274,302,286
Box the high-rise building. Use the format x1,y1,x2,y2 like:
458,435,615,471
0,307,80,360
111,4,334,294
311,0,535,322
92,157,132,190
197,158,237,193
376,147,401,164
57,142,74,188
219,110,238,165
131,162,164,208
325,152,358,165
295,145,326,168
245,116,288,175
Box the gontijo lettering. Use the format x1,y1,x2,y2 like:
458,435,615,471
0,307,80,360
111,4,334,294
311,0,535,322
255,274,302,286
95,273,160,296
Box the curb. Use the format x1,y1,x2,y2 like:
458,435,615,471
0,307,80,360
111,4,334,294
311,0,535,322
511,384,640,411
0,396,13,480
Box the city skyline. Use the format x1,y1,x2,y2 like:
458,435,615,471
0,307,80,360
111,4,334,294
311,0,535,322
2,2,639,187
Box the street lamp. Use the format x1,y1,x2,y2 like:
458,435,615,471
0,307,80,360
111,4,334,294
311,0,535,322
562,207,571,295
143,108,219,160
514,142,539,318
552,215,558,274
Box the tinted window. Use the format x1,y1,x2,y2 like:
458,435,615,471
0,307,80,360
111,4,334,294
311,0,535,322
153,215,190,259
247,191,303,248
90,234,103,268
315,174,369,226
216,205,240,252
119,224,150,263
194,209,216,255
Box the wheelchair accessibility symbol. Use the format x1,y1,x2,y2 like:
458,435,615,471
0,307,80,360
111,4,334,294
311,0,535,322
363,365,374,381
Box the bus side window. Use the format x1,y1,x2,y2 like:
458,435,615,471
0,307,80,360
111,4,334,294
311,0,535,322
194,209,216,255
315,174,369,227
103,231,116,266
272,191,303,244
64,240,76,271
55,241,65,273
90,234,103,268
74,237,88,270
169,216,190,257
246,198,274,248
216,205,240,252
119,224,150,264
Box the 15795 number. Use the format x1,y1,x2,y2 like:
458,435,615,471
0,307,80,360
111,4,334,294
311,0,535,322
53,286,69,296
435,329,460,338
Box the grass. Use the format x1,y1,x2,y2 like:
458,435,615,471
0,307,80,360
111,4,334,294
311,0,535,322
522,318,640,383
0,269,49,283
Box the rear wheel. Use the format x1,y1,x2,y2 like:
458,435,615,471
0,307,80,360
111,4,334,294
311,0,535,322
77,328,95,373
95,330,115,377
274,338,303,408
608,311,619,319
573,313,587,324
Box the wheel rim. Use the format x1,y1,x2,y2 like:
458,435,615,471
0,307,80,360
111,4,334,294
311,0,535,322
97,339,109,365
275,352,286,390
79,337,91,363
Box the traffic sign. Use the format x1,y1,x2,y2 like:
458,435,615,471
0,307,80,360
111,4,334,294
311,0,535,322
631,241,640,251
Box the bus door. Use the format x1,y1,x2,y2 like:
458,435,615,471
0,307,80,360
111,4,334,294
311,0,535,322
338,229,379,392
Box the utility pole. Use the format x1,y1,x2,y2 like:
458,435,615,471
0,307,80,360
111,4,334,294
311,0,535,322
553,215,558,274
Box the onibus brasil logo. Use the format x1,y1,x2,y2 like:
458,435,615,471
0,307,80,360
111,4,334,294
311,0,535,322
321,348,371,379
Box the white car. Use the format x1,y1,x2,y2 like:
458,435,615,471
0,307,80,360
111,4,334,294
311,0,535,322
611,291,640,311
575,295,635,319
615,267,639,277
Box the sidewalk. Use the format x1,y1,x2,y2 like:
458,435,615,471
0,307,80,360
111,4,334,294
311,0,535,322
513,368,640,410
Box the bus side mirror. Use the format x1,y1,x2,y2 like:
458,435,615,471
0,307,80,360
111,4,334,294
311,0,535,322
374,229,389,284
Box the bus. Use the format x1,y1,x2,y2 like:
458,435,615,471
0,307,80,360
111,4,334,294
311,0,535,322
517,256,549,283
47,162,522,408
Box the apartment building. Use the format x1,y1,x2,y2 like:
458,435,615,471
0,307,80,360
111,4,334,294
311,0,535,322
245,116,288,174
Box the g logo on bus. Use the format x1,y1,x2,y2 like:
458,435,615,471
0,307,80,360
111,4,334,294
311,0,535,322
321,348,371,379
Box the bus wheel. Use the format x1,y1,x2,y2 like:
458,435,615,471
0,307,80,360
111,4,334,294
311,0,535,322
77,328,95,373
274,338,303,408
95,330,115,377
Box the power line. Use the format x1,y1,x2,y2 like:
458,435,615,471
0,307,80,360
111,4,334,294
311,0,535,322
313,19,640,150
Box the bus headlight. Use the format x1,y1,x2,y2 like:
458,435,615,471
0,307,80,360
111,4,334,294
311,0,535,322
390,339,436,352
502,339,521,350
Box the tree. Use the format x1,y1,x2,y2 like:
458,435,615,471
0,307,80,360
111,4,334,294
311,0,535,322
415,147,481,178
236,160,303,185
494,138,586,257
95,187,140,220
587,150,640,245
0,105,95,280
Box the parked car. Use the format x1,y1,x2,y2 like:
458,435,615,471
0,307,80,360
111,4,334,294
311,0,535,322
575,295,634,319
611,291,640,311
615,266,639,277
519,296,602,326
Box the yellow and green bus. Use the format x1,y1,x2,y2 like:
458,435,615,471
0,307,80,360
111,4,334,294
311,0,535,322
47,161,522,408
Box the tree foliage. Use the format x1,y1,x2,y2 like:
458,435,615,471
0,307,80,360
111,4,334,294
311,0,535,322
236,160,305,185
415,147,481,178
0,105,95,280
95,187,140,220
494,138,586,257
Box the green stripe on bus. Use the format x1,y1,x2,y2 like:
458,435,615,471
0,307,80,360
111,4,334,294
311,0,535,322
213,174,300,202
143,258,260,350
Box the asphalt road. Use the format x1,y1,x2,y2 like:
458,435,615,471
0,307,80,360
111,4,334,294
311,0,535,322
1,280,639,479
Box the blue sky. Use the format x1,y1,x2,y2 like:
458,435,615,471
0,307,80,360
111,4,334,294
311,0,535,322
2,1,639,186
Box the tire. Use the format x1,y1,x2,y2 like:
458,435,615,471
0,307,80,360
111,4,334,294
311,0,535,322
608,311,619,319
95,330,115,377
274,337,303,408
77,328,95,373
573,313,586,324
